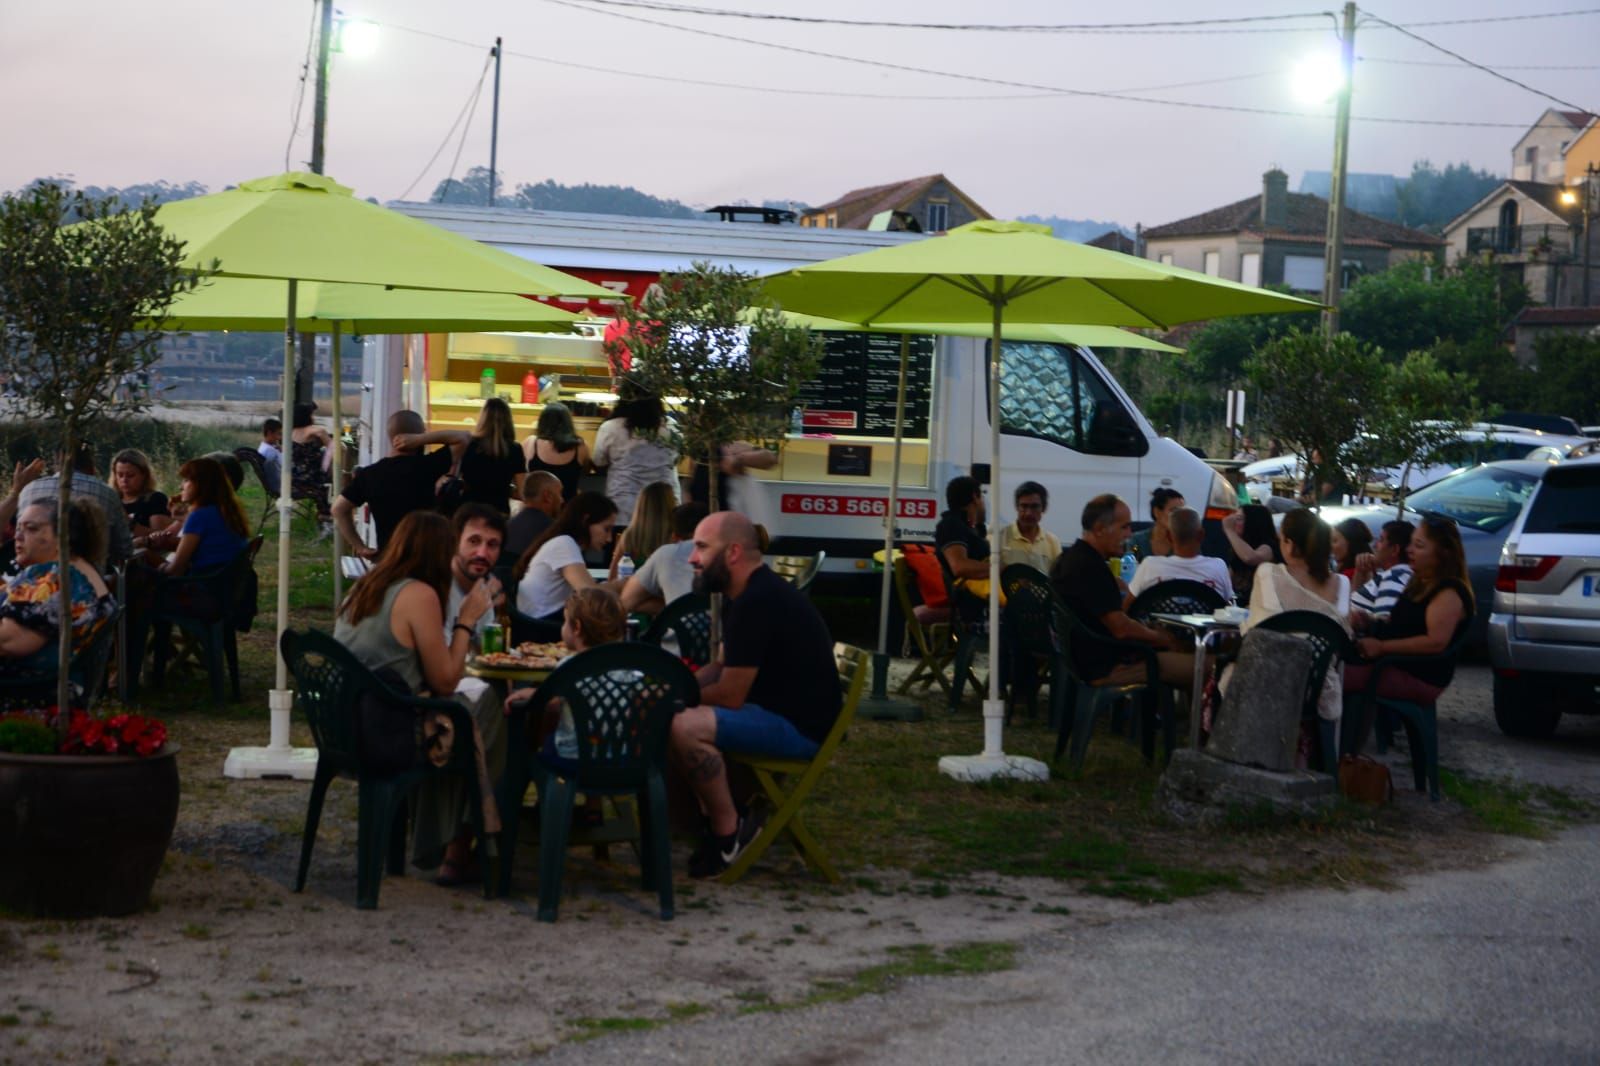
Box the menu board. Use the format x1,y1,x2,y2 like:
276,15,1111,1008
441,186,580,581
796,332,934,439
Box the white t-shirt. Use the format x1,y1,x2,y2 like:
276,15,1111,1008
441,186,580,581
444,579,492,644
1128,553,1235,601
632,540,696,606
516,534,586,618
592,417,678,520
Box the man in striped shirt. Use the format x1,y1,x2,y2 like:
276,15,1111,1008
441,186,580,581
1350,520,1414,616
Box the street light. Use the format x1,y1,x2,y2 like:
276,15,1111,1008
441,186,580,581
1291,52,1345,105
334,17,380,59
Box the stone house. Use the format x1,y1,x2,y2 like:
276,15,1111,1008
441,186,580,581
1511,108,1595,184
799,174,990,233
1140,169,1442,293
1510,306,1600,366
1440,182,1585,307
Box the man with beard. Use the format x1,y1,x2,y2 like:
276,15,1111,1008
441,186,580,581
668,511,839,878
443,503,507,643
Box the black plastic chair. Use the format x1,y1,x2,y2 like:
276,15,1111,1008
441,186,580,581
509,606,563,646
1250,611,1351,776
934,547,988,712
1343,629,1470,801
1000,563,1058,724
637,592,713,669
235,446,324,534
493,642,698,921
1125,579,1229,623
1051,601,1169,771
282,628,495,910
0,604,122,713
140,536,263,705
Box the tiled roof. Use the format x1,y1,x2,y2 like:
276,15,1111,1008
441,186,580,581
1516,306,1600,326
1556,110,1596,130
1505,181,1585,221
1143,191,1443,247
804,174,991,230
1086,230,1137,253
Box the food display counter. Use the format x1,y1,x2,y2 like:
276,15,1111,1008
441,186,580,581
417,328,614,445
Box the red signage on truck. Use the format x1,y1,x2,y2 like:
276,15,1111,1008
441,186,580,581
780,494,937,519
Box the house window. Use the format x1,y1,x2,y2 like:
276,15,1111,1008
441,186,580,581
1525,146,1538,166
1240,252,1262,287
926,202,949,232
1203,251,1221,277
1282,255,1324,292
826,212,837,228
1158,252,1174,266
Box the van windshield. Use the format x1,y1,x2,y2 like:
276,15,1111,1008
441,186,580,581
995,342,1146,457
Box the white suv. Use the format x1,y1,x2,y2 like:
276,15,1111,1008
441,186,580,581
1487,454,1600,738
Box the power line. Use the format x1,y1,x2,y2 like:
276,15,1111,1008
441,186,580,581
283,4,320,172
548,1,1333,33
1400,7,1600,27
1362,8,1596,114
438,66,491,202
1361,55,1600,70
397,50,494,201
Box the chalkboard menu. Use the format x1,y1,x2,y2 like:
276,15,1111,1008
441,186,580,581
796,332,934,440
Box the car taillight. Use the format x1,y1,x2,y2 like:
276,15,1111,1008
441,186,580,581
1495,555,1559,592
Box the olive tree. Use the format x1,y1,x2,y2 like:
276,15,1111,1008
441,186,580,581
0,182,204,717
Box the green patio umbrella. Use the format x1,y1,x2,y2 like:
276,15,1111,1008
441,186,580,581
142,172,614,781
763,219,1320,782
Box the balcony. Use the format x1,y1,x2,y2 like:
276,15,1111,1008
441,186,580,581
1465,224,1574,259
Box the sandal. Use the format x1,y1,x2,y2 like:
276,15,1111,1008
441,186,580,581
434,850,481,887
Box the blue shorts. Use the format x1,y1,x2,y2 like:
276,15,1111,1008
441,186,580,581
713,703,819,761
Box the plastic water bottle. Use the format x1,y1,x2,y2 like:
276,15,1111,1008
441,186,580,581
618,554,636,580
1120,551,1137,585
790,407,804,435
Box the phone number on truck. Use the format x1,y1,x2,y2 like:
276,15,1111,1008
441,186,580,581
780,494,937,518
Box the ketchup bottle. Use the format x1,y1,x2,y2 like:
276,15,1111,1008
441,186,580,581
521,369,540,404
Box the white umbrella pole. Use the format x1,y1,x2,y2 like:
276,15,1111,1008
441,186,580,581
938,289,1047,782
858,333,922,721
223,279,317,780
330,327,343,609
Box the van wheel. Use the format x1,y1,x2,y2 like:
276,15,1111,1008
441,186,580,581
1493,674,1562,739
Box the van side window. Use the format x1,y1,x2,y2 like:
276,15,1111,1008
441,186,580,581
993,342,1147,457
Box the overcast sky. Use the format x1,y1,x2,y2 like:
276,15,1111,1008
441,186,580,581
3,1,1596,228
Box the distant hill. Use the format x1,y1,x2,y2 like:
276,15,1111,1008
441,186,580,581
1017,214,1132,244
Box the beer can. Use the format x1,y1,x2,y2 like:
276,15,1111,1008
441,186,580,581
481,622,505,655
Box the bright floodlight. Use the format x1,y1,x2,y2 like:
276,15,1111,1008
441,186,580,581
1560,188,1579,206
1291,53,1344,104
337,18,380,58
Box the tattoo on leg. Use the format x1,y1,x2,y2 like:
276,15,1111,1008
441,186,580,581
683,747,724,784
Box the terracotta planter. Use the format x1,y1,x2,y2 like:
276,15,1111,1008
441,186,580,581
0,744,180,918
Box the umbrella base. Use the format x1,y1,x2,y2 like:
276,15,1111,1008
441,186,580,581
937,752,1050,783
223,746,319,781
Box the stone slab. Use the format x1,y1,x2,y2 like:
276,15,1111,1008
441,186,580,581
1156,748,1337,826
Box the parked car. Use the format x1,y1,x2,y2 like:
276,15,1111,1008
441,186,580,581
1487,454,1600,738
1315,459,1550,647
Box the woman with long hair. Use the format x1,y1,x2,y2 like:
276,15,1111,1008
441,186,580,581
1221,503,1283,604
290,401,333,525
1346,513,1473,707
514,491,617,621
400,397,526,515
608,480,675,581
522,401,590,502
334,510,500,882
1331,517,1373,579
158,456,250,577
591,390,678,526
109,448,171,539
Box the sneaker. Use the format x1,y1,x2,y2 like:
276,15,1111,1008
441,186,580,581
687,812,764,879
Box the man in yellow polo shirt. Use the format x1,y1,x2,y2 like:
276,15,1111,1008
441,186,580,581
998,481,1061,574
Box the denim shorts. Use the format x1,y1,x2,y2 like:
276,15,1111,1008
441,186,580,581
713,703,819,761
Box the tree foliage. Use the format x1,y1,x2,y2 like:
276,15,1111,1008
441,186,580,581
0,181,207,714
1183,286,1310,384
1349,350,1482,508
1527,333,1600,425
1245,330,1388,506
613,263,819,511
431,165,501,206
19,177,208,213
514,179,698,219
1340,257,1525,356
1393,160,1504,232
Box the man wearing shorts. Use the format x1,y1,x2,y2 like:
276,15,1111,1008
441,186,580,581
669,511,840,878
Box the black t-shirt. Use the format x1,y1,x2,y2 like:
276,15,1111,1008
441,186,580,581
503,507,552,561
934,509,988,561
341,449,453,549
459,439,526,514
124,491,170,530
722,565,841,743
1050,538,1125,680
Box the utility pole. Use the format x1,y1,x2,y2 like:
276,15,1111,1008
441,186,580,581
489,38,503,207
1321,1,1357,337
297,0,336,409
1585,163,1596,307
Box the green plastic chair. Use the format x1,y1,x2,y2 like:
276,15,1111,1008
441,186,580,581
494,642,698,921
638,592,713,669
1344,629,1470,801
282,628,496,910
1000,563,1057,724
1250,611,1351,776
0,604,122,713
137,535,263,705
720,644,870,885
1125,579,1229,622
1051,601,1168,771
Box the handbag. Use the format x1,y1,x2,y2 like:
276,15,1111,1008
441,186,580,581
357,666,456,776
1338,754,1393,805
434,445,468,512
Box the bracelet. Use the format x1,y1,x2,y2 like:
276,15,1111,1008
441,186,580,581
452,623,474,639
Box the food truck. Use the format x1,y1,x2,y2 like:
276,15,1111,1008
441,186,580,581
368,204,1233,580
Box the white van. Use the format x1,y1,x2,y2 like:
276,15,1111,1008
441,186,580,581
744,332,1236,579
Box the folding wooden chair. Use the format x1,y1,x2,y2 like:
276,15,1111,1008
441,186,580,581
892,553,953,696
719,643,869,884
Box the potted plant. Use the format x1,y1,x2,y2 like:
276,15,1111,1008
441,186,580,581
0,181,207,917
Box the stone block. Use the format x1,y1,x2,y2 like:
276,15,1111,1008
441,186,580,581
1156,748,1337,827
